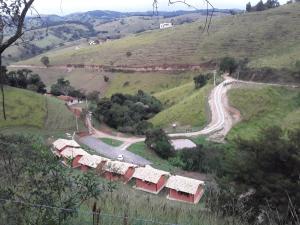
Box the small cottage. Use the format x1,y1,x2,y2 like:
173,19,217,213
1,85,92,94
52,139,80,156
60,147,90,168
101,161,136,183
78,155,110,172
132,165,170,194
165,175,205,204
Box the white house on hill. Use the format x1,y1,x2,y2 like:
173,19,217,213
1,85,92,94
160,23,173,29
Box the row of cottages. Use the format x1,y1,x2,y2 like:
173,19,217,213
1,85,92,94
52,139,205,204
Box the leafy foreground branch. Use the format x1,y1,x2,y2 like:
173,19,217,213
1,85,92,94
0,134,101,225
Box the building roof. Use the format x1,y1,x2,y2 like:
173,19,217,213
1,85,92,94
78,155,110,168
60,147,89,159
57,95,76,102
52,139,80,150
166,175,204,195
103,161,136,175
132,165,170,184
170,139,197,151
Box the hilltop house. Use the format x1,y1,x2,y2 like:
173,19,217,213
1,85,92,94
165,175,205,204
60,147,89,168
52,139,80,156
101,161,137,183
132,165,170,194
78,155,110,172
160,22,173,29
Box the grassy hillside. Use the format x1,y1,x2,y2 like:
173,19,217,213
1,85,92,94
151,83,212,130
0,86,86,136
227,85,300,140
0,87,46,128
19,4,300,70
12,67,110,93
105,71,196,96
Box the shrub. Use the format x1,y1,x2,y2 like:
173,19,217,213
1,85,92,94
145,129,174,159
40,56,50,67
219,57,238,74
193,73,210,89
93,91,162,135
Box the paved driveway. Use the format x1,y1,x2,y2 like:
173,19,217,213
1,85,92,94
79,136,151,166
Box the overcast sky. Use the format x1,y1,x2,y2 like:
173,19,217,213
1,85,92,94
32,0,287,15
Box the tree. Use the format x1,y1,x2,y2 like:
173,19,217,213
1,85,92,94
40,56,50,67
5,69,46,93
193,74,209,89
265,0,280,8
219,57,238,74
255,0,266,11
230,126,300,222
145,128,174,159
87,91,101,102
246,2,252,12
0,0,35,120
104,75,109,82
50,78,73,96
0,134,102,225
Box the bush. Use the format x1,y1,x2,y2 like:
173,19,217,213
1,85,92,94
219,57,238,74
93,91,162,135
40,56,50,67
193,73,210,89
145,128,174,159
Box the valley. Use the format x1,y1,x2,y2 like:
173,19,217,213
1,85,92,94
1,1,300,225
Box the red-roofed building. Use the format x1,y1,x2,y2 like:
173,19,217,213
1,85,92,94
60,147,89,168
78,155,109,172
132,165,170,194
101,161,137,183
52,139,80,156
166,175,205,204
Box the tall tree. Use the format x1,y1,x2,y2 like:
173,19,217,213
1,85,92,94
246,2,252,12
0,0,35,120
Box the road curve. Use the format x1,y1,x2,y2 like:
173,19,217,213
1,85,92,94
84,76,234,146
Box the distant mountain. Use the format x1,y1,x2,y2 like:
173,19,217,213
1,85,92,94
28,9,238,26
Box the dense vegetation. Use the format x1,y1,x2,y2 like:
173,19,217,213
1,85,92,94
145,128,175,159
0,135,101,225
193,73,210,89
165,127,299,224
246,0,280,12
93,90,162,134
50,78,85,99
3,68,46,94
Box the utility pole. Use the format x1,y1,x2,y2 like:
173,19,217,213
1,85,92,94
214,70,216,86
75,115,79,131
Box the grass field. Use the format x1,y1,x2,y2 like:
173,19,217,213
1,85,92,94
151,83,212,130
8,67,110,93
227,85,300,140
19,4,300,70
0,86,86,137
99,138,123,147
105,71,196,96
128,142,176,172
0,86,45,128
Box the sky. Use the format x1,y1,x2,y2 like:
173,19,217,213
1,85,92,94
32,0,287,15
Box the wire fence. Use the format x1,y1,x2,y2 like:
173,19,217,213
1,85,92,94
0,198,187,225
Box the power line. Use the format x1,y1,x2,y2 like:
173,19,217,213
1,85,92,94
0,198,187,225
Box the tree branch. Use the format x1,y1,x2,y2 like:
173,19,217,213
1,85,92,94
0,0,35,54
